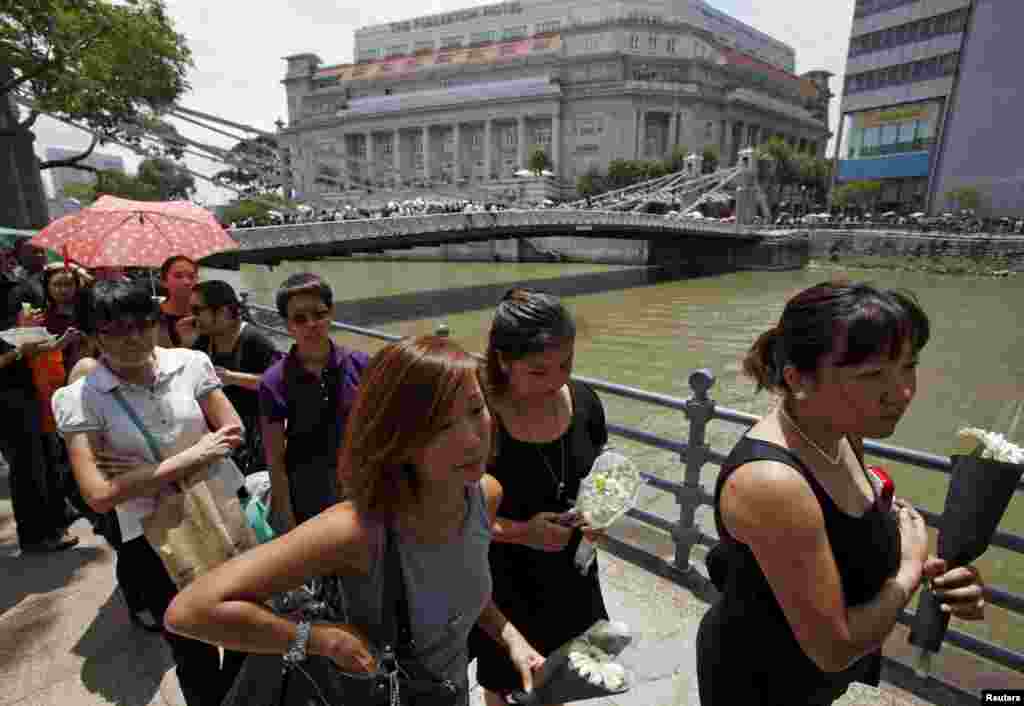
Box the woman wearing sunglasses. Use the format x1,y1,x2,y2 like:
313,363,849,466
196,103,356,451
52,279,247,706
257,273,369,533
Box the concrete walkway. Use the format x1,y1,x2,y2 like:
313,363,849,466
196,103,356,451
1,465,1018,706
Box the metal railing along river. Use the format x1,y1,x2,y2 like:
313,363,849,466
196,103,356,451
242,300,1024,695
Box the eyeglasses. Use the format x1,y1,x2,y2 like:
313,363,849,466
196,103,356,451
289,309,331,326
96,316,159,338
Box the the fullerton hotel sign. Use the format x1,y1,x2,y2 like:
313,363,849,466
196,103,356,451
389,2,523,32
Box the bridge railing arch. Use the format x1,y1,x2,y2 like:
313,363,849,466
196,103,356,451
228,209,768,253
240,300,1024,699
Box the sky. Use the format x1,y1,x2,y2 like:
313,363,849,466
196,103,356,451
30,0,855,205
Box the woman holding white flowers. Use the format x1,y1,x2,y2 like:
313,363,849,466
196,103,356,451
472,288,610,706
697,280,987,706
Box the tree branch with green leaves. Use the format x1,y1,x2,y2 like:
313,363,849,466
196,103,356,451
2,0,193,165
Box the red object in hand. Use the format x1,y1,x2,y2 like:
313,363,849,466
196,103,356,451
868,465,895,512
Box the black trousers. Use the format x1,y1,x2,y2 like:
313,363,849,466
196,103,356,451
0,389,68,547
119,537,246,706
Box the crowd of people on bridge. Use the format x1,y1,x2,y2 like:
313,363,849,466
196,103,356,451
0,230,990,706
227,190,1024,239
229,198,513,229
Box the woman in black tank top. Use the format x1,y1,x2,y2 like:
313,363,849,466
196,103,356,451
696,281,987,706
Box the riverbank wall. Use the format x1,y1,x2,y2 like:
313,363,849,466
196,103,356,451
365,230,1024,272
808,229,1024,272
350,233,808,272
350,236,647,264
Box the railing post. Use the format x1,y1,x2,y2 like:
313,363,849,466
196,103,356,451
675,369,716,574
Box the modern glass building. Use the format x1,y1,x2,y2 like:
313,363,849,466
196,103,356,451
834,0,1022,216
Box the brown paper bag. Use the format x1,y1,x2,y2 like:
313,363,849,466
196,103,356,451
143,458,258,589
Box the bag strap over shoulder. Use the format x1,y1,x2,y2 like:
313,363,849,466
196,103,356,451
109,387,164,463
382,526,415,652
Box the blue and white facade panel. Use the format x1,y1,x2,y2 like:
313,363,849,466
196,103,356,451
844,32,963,75
841,76,953,113
852,0,971,36
837,151,930,181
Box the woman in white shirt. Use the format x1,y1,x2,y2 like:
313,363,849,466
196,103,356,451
52,279,246,706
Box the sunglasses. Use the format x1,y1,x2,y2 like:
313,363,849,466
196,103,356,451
289,309,331,326
96,316,159,338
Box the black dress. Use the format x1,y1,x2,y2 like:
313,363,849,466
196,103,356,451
473,380,610,693
697,437,901,706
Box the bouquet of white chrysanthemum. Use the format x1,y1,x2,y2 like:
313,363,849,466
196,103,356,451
568,450,643,573
506,620,633,705
574,451,642,530
955,427,1024,464
909,402,1024,676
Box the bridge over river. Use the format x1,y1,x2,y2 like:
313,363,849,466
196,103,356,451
202,209,808,272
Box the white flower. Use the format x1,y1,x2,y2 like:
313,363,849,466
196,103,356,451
566,641,627,690
576,452,642,529
958,428,1024,464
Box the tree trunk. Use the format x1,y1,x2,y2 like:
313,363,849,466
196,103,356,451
0,66,49,229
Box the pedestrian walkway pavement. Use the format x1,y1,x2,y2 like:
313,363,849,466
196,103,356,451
1,464,1018,706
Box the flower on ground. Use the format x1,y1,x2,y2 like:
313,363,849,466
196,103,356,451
958,428,1024,464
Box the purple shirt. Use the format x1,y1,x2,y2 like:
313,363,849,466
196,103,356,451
258,341,369,424
257,341,370,522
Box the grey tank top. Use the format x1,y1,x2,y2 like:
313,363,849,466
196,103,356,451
340,482,492,705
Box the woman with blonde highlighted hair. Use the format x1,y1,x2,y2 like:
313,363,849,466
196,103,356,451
167,336,544,706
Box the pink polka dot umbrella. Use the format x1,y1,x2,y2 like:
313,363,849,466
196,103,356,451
30,195,239,268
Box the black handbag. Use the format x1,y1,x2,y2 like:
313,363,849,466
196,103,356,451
225,527,459,706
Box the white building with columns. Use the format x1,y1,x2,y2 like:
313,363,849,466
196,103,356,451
280,0,832,203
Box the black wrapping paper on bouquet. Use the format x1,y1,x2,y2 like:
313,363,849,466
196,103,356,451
506,621,632,706
908,454,1024,655
505,644,630,706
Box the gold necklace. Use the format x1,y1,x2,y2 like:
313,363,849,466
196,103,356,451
778,405,843,465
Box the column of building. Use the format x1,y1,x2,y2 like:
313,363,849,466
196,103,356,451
668,111,678,153
721,120,732,166
551,111,561,181
517,116,527,170
484,119,493,179
335,134,348,190
422,126,431,182
392,130,401,188
453,123,462,181
364,131,375,185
